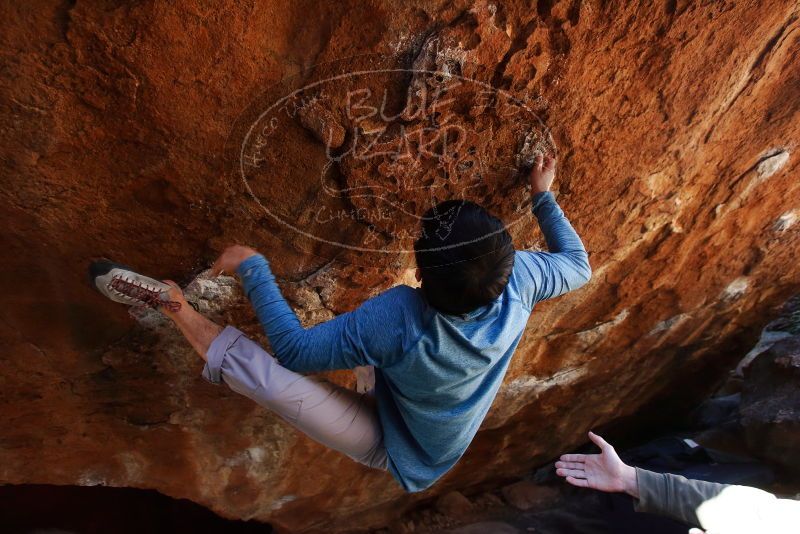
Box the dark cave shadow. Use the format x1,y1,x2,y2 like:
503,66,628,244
0,484,272,534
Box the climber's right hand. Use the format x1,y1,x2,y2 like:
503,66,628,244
211,245,259,276
530,153,556,194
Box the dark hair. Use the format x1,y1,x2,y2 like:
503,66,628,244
414,200,515,315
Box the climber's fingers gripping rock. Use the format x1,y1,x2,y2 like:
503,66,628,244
530,153,557,194
211,245,259,277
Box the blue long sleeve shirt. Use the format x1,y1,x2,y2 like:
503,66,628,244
235,191,591,492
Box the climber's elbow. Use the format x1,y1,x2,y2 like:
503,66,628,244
579,260,592,286
570,252,592,289
271,331,323,374
269,332,304,370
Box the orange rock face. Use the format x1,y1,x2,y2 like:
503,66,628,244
1,1,799,532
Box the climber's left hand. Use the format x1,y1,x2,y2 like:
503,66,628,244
211,245,259,276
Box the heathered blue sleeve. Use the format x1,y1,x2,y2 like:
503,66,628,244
512,191,592,307
235,254,410,373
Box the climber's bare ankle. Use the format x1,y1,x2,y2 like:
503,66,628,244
159,281,192,320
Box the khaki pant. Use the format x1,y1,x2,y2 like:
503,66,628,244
203,326,388,469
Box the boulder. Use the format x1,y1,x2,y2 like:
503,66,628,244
1,1,799,532
501,481,560,511
435,491,473,517
740,336,800,475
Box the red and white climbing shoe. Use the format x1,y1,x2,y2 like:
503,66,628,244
89,259,182,312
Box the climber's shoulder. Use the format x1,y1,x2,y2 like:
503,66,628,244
382,284,426,307
368,285,428,316
354,285,428,341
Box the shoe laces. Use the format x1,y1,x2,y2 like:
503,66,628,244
108,275,181,312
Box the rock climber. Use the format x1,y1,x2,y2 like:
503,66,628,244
555,432,800,533
90,154,591,492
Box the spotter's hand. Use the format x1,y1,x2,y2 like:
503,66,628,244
555,432,639,498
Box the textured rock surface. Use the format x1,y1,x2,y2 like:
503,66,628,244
741,337,800,475
1,1,799,532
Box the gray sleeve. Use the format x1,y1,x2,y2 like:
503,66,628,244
634,467,728,526
633,467,800,531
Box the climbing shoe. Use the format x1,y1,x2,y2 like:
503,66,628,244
89,259,182,312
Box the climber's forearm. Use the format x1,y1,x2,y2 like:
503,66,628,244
233,254,378,373
532,191,587,256
212,247,303,352
236,254,306,356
